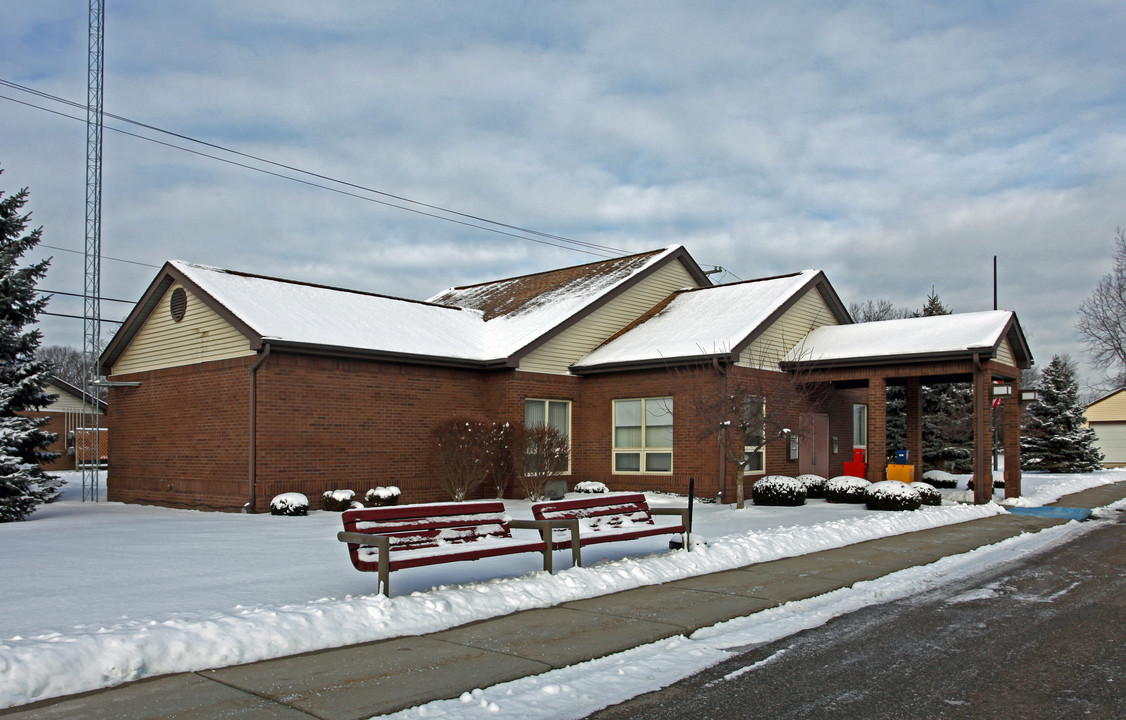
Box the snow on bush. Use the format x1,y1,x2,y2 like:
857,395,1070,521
751,475,806,506
574,481,608,494
321,489,355,512
911,481,942,506
825,475,870,503
270,492,309,516
365,486,401,507
921,470,958,489
865,481,922,511
796,474,828,499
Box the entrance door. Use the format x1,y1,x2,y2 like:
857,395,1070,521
799,413,829,477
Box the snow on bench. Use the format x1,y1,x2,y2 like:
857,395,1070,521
530,492,692,566
337,500,568,595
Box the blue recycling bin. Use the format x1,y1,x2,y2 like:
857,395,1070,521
894,449,909,463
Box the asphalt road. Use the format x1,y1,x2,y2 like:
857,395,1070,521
587,510,1126,720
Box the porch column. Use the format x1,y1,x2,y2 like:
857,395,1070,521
867,376,887,483
972,355,992,505
905,377,923,483
1003,375,1022,499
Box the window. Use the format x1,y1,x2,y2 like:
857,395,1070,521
743,398,766,475
525,399,571,473
853,404,868,449
613,397,673,473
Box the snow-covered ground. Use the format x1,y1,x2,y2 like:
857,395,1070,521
1,470,1123,711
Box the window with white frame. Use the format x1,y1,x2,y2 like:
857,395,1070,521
525,399,571,473
743,398,766,475
853,404,868,449
613,397,673,473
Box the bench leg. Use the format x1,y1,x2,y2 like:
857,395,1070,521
378,538,391,596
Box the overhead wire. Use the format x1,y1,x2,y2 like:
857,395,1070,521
0,79,628,259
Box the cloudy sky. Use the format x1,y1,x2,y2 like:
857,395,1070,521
2,1,1124,388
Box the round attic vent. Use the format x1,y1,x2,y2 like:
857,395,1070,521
169,287,187,322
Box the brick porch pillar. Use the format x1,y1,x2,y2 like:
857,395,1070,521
867,376,887,483
905,377,923,482
972,356,992,504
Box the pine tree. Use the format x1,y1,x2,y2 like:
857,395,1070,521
1021,355,1102,472
0,168,62,522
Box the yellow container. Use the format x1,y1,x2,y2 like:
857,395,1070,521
886,464,915,483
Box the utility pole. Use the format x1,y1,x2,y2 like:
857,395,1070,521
82,0,105,501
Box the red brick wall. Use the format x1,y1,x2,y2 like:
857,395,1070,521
107,353,864,512
108,357,252,510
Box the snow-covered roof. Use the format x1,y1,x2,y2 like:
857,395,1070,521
573,270,829,370
104,247,698,369
783,310,1027,367
172,261,490,362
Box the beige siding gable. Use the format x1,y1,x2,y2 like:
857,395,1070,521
739,288,838,370
519,259,700,375
1087,390,1126,422
996,337,1016,367
43,383,100,413
110,285,254,375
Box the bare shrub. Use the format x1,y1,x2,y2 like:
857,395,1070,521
522,423,569,501
430,417,491,502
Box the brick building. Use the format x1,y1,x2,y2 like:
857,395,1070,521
22,375,107,471
100,246,1032,511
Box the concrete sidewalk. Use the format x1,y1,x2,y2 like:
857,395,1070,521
5,484,1124,720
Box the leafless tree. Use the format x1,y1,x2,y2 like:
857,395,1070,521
521,424,569,501
688,360,832,509
1077,228,1126,387
848,298,913,323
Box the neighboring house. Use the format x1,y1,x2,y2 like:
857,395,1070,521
99,246,1032,512
1085,388,1126,468
22,375,108,471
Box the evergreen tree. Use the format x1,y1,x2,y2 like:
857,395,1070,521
1021,355,1102,472
0,168,62,522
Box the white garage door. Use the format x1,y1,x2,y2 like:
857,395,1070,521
1091,422,1126,467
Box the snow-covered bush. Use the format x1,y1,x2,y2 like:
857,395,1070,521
365,486,401,507
921,469,957,489
796,474,827,499
270,492,309,516
825,475,870,503
751,475,806,506
321,489,355,512
865,481,921,511
574,481,608,494
911,481,941,506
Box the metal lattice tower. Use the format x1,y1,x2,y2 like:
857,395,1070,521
81,0,104,502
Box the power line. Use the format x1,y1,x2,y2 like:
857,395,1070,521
0,79,629,259
39,289,135,304
39,242,159,268
41,310,123,324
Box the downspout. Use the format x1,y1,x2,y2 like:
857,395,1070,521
245,343,271,513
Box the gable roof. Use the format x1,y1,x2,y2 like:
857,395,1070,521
101,246,707,372
45,374,108,413
1085,387,1126,418
781,310,1033,370
572,269,850,373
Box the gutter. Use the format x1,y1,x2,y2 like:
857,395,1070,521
245,342,271,513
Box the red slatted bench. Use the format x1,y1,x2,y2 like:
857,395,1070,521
530,492,692,566
337,500,571,595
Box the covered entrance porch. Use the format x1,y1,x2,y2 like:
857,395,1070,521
783,311,1033,505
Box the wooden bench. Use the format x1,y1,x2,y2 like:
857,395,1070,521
337,500,572,595
530,492,692,566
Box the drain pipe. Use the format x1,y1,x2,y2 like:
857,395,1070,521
245,343,272,513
